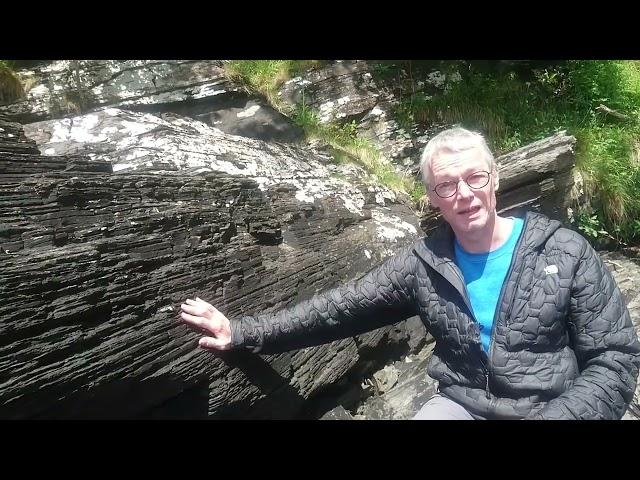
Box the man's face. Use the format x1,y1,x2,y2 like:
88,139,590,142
426,147,499,236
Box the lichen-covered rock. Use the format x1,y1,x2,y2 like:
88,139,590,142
1,60,306,144
277,60,458,174
0,61,230,122
1,111,423,419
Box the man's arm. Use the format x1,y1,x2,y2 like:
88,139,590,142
229,245,419,354
180,245,420,354
528,240,640,419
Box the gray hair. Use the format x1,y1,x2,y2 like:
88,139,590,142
419,127,496,187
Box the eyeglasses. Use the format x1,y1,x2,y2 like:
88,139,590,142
432,170,492,198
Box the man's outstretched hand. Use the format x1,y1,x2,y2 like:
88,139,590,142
180,297,232,350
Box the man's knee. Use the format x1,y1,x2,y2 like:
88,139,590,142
413,394,474,420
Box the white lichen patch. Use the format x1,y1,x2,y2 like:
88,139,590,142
29,84,50,96
192,82,230,99
237,105,261,118
426,71,447,88
369,106,385,117
371,210,418,242
317,101,336,123
112,163,136,172
340,195,365,215
24,107,419,246
367,185,397,206
295,190,315,204
283,77,312,88
48,114,105,144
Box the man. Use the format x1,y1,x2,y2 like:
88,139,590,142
180,127,640,420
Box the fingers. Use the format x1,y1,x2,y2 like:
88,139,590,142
180,300,224,334
196,297,216,313
181,302,214,320
180,307,220,333
179,297,231,350
185,298,212,312
185,297,217,313
199,336,230,351
180,311,206,328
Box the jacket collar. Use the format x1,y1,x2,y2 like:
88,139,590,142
412,211,562,293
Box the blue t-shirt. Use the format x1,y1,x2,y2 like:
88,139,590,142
454,218,524,352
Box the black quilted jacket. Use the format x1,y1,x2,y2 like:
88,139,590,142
230,212,640,419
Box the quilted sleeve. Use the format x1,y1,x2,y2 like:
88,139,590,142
229,246,419,354
528,238,640,419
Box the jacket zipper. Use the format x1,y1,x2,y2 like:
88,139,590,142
415,214,534,400
448,263,492,399
485,215,529,399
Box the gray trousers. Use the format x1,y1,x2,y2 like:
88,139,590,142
413,394,475,420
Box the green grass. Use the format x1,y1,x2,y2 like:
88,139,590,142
396,60,640,245
221,59,640,234
223,60,322,110
223,60,424,203
291,101,424,201
0,60,24,105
